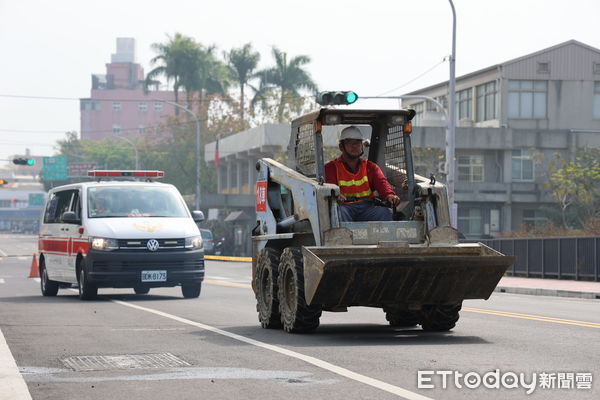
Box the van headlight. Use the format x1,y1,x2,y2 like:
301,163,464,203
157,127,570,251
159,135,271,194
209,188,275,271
90,237,119,251
185,235,202,249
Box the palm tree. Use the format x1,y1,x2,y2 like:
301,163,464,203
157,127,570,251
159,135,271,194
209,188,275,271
254,47,317,123
225,43,260,122
144,33,200,108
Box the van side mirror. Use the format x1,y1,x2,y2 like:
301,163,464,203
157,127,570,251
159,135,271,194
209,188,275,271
62,211,81,225
192,210,205,222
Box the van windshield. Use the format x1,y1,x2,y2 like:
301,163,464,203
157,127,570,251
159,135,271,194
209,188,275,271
87,186,189,218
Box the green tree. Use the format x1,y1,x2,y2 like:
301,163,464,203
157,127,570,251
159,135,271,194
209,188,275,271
144,33,201,108
225,43,260,123
543,149,600,228
254,47,317,123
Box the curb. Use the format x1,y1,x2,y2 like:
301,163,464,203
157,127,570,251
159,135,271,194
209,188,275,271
204,255,252,262
495,286,600,300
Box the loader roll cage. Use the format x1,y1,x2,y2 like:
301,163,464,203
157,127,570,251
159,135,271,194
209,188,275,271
288,108,417,215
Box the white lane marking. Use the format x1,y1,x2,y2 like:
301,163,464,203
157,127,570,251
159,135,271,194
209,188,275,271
0,279,5,284
21,366,335,384
0,249,7,257
112,299,433,400
32,278,40,283
0,328,33,400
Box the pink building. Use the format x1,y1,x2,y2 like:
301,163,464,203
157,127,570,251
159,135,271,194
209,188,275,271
80,38,177,141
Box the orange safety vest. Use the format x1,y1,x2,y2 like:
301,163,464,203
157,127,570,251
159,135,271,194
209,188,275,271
333,158,374,203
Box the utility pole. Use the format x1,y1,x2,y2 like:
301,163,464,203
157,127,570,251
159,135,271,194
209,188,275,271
164,99,202,210
447,0,457,227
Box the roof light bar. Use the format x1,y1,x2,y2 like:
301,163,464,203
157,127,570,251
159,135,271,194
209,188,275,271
87,170,165,178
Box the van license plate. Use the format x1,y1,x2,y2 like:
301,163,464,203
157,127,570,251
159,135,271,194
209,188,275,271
141,270,167,282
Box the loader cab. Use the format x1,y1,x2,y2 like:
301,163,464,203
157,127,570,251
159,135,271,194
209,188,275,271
288,108,417,222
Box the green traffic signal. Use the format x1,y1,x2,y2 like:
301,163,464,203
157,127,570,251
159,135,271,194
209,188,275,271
316,91,358,106
12,158,35,166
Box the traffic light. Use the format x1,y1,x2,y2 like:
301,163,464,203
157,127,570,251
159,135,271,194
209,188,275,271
0,179,8,186
12,158,35,166
316,91,358,106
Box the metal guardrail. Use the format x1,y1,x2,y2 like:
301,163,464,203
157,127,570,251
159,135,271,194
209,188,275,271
475,237,599,281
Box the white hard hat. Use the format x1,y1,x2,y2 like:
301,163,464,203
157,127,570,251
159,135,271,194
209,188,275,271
339,126,363,142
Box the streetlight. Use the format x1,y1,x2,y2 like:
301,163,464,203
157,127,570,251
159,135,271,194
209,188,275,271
163,99,202,210
111,134,139,169
447,0,457,227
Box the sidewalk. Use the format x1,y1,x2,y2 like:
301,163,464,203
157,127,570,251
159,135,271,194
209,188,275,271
496,276,600,300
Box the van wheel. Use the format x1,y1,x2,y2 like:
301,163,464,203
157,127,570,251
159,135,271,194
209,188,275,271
78,260,97,300
134,286,150,295
181,283,201,298
40,259,59,297
419,302,462,331
277,247,321,333
256,247,282,329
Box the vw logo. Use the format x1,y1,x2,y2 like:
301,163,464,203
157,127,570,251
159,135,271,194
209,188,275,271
147,239,160,252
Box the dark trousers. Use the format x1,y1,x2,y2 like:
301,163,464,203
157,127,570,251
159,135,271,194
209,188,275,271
340,199,392,222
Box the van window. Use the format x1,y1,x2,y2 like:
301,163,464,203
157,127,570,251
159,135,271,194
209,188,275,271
44,190,75,223
87,186,189,218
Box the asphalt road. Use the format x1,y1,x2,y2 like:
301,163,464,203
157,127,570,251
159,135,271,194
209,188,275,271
1,234,598,400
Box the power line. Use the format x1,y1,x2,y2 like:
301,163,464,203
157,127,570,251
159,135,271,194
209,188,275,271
0,92,314,103
377,57,447,96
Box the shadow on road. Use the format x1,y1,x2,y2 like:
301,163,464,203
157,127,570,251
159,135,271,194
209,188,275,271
190,323,490,347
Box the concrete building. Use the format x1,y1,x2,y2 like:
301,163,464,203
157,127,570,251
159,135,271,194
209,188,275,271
204,40,600,241
401,40,600,237
80,38,177,141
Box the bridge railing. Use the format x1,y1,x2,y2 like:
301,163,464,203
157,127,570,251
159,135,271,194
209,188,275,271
470,237,599,281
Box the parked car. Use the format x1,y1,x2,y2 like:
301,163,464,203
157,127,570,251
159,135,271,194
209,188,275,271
199,228,215,255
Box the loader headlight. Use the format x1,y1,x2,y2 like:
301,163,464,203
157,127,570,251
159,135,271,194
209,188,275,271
90,237,119,251
185,235,203,249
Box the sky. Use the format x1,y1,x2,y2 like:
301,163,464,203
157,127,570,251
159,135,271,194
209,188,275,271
1,0,599,166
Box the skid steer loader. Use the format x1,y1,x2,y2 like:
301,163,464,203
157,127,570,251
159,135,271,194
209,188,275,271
252,107,514,333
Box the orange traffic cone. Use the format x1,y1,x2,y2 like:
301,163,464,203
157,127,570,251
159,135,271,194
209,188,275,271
29,253,39,278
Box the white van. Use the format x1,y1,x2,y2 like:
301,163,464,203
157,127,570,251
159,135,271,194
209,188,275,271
38,170,205,300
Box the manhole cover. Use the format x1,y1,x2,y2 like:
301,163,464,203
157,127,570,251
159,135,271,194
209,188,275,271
62,353,190,371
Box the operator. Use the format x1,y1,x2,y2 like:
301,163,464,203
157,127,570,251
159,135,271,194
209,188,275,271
325,125,400,222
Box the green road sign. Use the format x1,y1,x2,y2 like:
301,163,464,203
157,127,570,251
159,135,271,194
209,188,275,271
42,156,68,180
28,193,45,207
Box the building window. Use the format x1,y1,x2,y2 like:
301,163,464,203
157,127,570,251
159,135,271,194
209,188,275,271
435,95,448,110
593,62,600,75
112,102,121,111
476,81,497,121
456,88,472,120
523,209,547,229
458,207,482,235
138,102,147,111
512,149,534,181
508,80,547,119
411,102,424,126
112,124,121,135
138,124,145,134
154,102,163,111
593,82,600,119
458,155,484,182
537,62,550,74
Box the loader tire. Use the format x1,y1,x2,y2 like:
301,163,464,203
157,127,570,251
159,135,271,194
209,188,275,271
277,247,321,333
383,307,419,327
256,247,282,329
419,302,462,331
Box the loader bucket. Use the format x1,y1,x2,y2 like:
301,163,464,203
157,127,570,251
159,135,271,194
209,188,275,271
301,244,514,307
